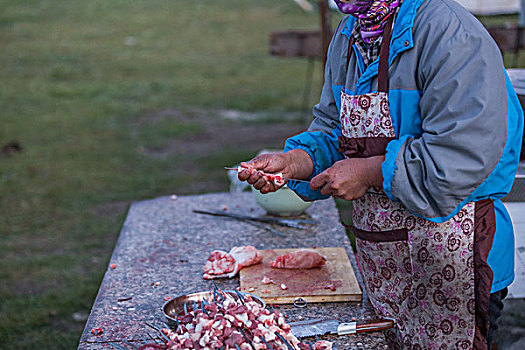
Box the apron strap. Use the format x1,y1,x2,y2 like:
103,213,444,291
346,35,355,69
378,15,395,93
346,15,395,93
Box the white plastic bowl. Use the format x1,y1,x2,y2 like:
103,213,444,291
251,185,312,216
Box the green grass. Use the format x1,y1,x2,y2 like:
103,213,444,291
0,1,328,348
1,1,523,347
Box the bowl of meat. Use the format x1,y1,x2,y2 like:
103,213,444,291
252,185,312,217
160,288,331,349
162,290,266,325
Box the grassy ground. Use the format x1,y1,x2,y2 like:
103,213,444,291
0,1,523,348
0,1,332,348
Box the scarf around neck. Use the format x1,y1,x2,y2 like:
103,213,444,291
335,0,401,44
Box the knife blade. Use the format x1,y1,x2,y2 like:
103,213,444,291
289,318,395,338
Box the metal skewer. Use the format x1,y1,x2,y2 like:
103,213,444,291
121,340,138,349
109,342,129,350
146,332,160,344
275,331,297,350
259,336,275,350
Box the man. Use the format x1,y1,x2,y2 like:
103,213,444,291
239,0,523,348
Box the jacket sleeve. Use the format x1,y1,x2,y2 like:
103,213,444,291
284,21,346,200
383,15,509,221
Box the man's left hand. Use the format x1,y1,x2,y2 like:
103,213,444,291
309,156,384,200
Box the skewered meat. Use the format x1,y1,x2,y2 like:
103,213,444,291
238,166,286,187
203,246,262,279
161,290,310,350
270,249,326,269
263,172,285,187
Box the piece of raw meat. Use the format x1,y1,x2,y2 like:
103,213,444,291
203,250,237,279
230,245,262,269
270,249,326,269
313,340,333,350
261,276,275,284
203,246,262,279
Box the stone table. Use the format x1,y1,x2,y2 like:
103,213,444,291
78,192,389,349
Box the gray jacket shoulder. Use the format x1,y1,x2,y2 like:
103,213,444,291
414,0,499,47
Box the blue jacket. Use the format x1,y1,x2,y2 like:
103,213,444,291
284,0,523,292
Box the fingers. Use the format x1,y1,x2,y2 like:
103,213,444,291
311,171,338,197
259,181,279,194
238,169,276,192
310,172,329,191
240,154,273,172
237,154,288,193
238,167,256,181
238,154,273,182
239,168,263,185
252,174,268,190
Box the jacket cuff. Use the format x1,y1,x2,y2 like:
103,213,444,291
382,135,412,202
282,144,330,201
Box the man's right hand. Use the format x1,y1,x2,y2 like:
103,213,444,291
238,149,314,194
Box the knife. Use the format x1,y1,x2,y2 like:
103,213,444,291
192,209,315,229
289,317,395,338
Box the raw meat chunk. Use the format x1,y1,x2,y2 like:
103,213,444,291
261,276,275,284
203,250,237,279
270,249,326,269
313,340,333,350
230,245,262,270
203,246,262,279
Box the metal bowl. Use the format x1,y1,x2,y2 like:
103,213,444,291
162,290,266,326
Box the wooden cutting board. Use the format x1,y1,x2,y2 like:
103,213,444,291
239,247,362,304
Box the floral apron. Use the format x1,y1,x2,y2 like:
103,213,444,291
340,17,495,349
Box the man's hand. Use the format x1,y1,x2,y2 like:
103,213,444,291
238,149,314,194
310,156,384,200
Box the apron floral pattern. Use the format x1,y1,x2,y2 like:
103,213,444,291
339,15,478,349
341,92,395,138
351,193,476,349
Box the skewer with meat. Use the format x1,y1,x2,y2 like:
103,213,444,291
161,290,312,350
234,165,286,187
270,248,326,269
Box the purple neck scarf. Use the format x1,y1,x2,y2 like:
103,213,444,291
335,0,400,44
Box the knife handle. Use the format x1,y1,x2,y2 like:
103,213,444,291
356,318,395,333
337,318,395,335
